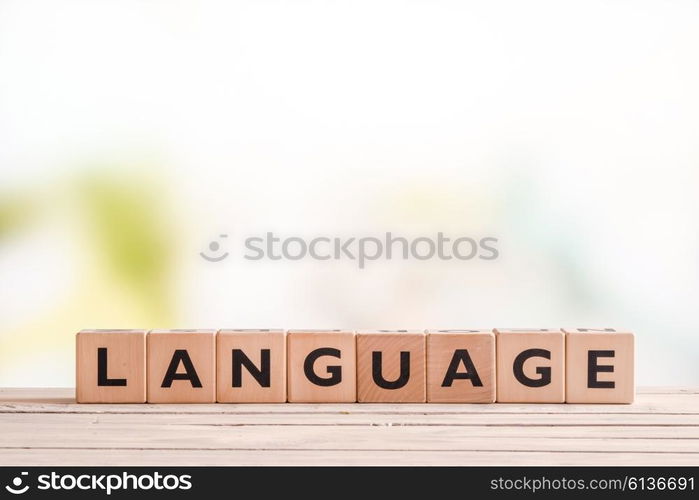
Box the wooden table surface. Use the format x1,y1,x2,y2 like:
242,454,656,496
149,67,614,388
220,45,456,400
1,387,697,466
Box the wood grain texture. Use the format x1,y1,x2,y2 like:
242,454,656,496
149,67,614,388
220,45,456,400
357,330,426,403
76,329,147,403
564,328,634,404
495,328,565,403
147,330,216,403
286,330,356,403
216,329,286,403
1,388,698,465
426,330,495,403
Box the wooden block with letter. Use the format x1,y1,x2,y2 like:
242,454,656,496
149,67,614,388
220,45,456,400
217,329,286,403
357,330,426,403
564,328,634,404
147,329,216,403
76,329,147,403
426,329,495,403
495,328,565,403
287,330,356,403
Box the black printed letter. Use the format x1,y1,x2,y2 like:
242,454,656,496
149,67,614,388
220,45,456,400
372,351,410,389
232,349,271,387
304,348,342,386
513,349,551,387
161,350,203,388
588,350,615,388
441,349,483,387
97,347,127,386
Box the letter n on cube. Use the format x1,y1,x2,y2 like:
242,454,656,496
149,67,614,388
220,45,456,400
216,329,286,402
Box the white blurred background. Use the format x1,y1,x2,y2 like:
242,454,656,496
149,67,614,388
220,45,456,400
0,0,697,386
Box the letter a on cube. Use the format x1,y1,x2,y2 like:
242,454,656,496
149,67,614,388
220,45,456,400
426,329,495,403
147,329,216,403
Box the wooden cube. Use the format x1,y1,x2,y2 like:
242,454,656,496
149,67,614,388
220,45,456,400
147,329,216,403
564,328,634,404
495,328,565,403
357,330,426,403
426,329,495,403
76,329,146,403
217,329,286,403
287,330,356,403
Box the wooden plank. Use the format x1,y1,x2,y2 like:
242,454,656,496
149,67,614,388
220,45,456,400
2,393,699,415
3,416,698,438
0,449,697,466
1,424,698,452
3,404,699,419
2,411,699,426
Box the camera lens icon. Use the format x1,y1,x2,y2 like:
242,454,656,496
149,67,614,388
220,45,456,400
5,472,29,494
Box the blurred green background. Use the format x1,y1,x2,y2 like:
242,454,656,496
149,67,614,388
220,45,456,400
1,0,698,386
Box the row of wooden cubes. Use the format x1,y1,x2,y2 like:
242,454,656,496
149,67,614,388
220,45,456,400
76,328,634,404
